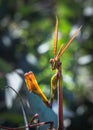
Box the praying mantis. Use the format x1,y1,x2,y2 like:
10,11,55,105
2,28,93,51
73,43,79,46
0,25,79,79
24,17,81,130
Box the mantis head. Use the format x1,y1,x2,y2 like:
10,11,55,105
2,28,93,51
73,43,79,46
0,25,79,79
50,57,61,70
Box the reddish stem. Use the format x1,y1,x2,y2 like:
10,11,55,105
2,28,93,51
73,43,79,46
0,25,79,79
0,121,54,130
58,76,64,130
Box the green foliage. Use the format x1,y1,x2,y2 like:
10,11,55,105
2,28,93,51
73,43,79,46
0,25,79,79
0,58,12,73
0,112,24,125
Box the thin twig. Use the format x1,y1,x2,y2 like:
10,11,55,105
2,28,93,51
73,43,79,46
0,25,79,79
0,121,54,130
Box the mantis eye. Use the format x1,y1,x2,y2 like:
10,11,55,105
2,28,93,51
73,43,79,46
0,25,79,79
50,59,54,64
50,59,56,70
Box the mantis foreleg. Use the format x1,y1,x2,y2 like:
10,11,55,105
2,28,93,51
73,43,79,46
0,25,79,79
50,73,58,104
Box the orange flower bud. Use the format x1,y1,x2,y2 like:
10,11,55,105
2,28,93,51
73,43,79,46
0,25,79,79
24,71,51,107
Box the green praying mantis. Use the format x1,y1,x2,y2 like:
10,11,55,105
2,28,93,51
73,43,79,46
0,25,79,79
24,18,81,107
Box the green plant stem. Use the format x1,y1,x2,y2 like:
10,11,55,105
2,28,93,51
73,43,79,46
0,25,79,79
58,75,64,130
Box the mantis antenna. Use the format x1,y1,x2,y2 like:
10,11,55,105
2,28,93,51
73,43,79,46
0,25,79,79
54,16,58,58
57,26,82,59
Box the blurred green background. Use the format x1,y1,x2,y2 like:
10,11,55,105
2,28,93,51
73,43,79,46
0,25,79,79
0,0,93,130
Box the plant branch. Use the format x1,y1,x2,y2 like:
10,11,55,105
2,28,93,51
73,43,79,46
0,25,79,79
0,121,54,130
58,75,64,130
